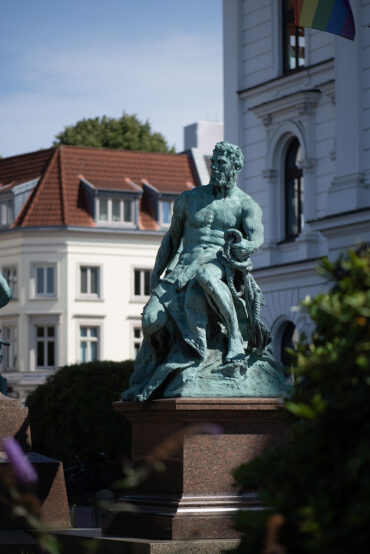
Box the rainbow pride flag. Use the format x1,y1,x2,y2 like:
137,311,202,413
295,0,355,40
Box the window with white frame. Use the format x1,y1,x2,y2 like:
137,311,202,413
0,198,14,226
36,325,56,369
134,269,151,298
79,326,99,363
80,266,100,297
161,199,174,225
133,325,143,358
97,197,134,224
1,325,18,371
2,267,17,299
33,265,56,297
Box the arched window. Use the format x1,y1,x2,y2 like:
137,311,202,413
281,321,299,366
284,137,304,240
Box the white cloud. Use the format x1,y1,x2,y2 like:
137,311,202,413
0,31,222,157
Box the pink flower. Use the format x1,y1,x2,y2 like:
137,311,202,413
2,437,38,485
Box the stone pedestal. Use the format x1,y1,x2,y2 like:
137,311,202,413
0,393,70,530
103,398,286,540
0,393,31,450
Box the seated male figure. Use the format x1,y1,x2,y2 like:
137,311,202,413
142,141,264,363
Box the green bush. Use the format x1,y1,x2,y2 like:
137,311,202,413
233,246,370,553
27,360,134,504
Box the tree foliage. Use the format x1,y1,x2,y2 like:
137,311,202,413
233,246,370,553
54,113,174,153
26,360,134,504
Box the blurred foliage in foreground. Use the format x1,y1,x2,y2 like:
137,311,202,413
27,360,134,504
233,246,370,553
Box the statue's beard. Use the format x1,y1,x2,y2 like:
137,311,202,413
210,171,236,198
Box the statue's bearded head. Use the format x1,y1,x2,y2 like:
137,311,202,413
210,141,244,198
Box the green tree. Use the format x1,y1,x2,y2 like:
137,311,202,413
233,246,370,554
54,113,174,153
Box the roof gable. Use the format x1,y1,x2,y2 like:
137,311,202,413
3,145,198,230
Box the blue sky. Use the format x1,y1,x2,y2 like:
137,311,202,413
0,0,223,157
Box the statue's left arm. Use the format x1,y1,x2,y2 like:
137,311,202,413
230,199,264,261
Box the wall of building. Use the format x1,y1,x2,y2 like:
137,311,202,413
0,227,162,399
223,0,370,360
65,230,161,363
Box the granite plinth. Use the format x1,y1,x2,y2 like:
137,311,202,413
0,393,70,530
0,393,31,449
52,528,239,553
103,398,286,540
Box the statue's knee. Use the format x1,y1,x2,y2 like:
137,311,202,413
142,306,157,332
142,303,167,334
156,307,167,329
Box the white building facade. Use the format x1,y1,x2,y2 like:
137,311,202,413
0,228,162,398
0,146,200,400
223,0,370,361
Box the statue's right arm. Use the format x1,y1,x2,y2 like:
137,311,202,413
151,194,185,290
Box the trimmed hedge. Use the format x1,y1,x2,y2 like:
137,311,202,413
26,360,134,503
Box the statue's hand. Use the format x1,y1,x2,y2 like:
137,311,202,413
230,243,250,262
229,245,254,270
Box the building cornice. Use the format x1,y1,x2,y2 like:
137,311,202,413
0,225,166,237
237,58,334,100
253,256,323,279
307,207,370,232
250,89,321,124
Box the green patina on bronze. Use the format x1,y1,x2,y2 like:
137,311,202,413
123,141,287,402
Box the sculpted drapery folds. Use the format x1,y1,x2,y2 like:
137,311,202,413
123,141,287,401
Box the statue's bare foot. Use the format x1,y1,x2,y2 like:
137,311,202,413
225,342,245,363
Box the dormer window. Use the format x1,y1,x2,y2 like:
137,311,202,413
97,196,135,225
99,198,108,221
0,198,14,226
160,199,175,226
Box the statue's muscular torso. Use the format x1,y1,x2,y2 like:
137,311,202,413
161,184,261,289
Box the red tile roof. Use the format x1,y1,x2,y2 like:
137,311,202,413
0,145,197,230
0,148,54,189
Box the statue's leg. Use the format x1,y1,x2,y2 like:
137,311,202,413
183,279,208,358
196,263,245,362
142,294,169,363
